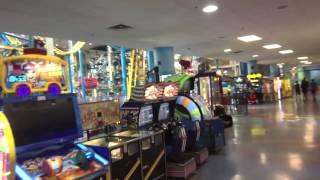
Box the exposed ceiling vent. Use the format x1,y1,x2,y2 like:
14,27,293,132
277,5,288,10
233,50,243,54
90,45,108,51
108,24,133,31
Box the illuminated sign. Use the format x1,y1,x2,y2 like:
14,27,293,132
247,73,262,80
8,75,26,83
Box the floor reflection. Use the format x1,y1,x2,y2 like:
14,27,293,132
191,98,320,180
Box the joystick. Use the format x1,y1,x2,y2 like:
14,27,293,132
76,148,95,170
42,156,63,176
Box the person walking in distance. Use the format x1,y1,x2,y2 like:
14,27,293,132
294,81,301,97
301,78,309,100
310,79,318,101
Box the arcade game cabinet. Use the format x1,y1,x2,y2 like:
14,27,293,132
0,40,69,97
84,134,143,180
2,94,110,179
121,83,197,179
194,72,223,111
0,112,16,179
117,100,168,180
85,84,169,180
166,74,226,153
247,73,263,104
79,100,121,140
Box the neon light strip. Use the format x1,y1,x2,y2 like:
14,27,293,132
15,165,32,180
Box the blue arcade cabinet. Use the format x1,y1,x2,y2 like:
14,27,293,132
1,94,110,179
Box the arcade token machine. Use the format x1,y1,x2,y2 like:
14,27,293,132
0,112,16,180
1,94,110,180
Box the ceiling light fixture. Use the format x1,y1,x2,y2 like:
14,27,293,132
252,54,259,58
279,49,294,54
300,60,308,63
224,49,232,53
305,61,312,65
297,56,308,60
263,44,282,49
202,5,218,13
89,43,93,46
237,35,262,42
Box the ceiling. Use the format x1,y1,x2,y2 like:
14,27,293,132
1,0,320,65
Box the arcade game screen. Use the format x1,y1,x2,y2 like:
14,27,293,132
3,98,78,147
80,100,120,130
199,77,212,107
139,106,153,127
158,103,170,121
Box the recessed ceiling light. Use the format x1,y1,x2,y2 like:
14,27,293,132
55,44,59,46
279,49,294,54
224,49,232,53
202,5,218,13
263,44,282,49
305,61,312,65
297,56,308,60
300,60,308,63
89,43,93,46
237,35,262,42
252,54,259,58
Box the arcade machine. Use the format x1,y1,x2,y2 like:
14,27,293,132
84,83,170,180
233,76,249,103
193,72,223,111
120,83,178,179
261,77,275,102
1,94,110,179
80,100,144,180
0,112,16,179
230,76,249,114
233,76,249,94
247,73,263,104
0,40,69,97
166,74,226,153
79,100,121,140
273,76,293,100
221,76,233,105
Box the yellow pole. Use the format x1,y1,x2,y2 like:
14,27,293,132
127,49,135,98
144,150,165,180
124,159,141,180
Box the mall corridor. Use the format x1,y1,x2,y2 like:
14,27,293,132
191,98,320,180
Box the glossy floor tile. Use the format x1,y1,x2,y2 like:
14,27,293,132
191,97,320,180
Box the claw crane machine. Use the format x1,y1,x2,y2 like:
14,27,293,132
0,111,15,179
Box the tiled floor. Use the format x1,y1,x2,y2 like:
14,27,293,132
191,97,320,180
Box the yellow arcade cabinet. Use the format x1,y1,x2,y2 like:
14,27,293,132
0,112,16,179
